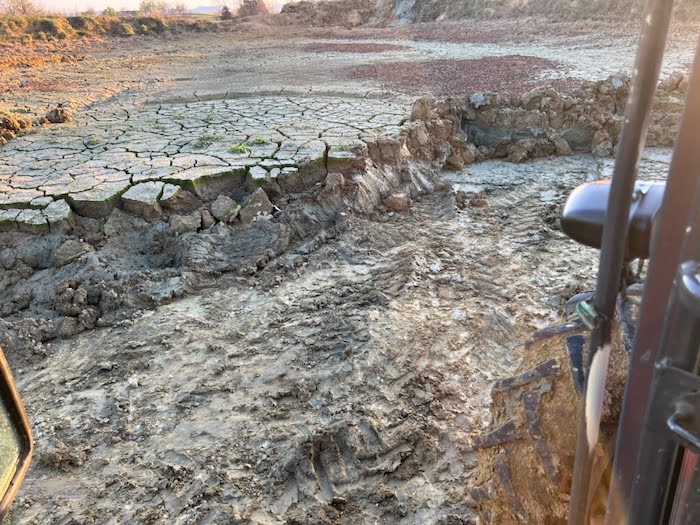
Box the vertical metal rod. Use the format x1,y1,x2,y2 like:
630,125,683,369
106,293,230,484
568,0,674,522
625,113,700,522
607,33,700,524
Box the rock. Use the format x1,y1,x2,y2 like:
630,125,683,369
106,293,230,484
506,143,530,163
410,97,434,121
324,172,345,192
210,195,241,222
68,181,131,219
159,184,202,213
104,208,149,237
592,140,613,157
591,129,611,149
317,172,345,201
0,113,21,132
239,188,273,225
384,193,411,212
121,181,164,218
169,213,201,234
167,166,246,201
45,107,73,124
554,137,573,156
521,88,545,110
54,240,93,266
660,72,684,93
327,143,366,175
58,317,82,338
247,166,270,190
295,140,327,187
16,209,48,234
201,209,216,229
463,143,479,164
469,92,488,109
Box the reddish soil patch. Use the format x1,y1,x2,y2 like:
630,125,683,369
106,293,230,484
303,42,409,53
347,55,583,97
410,27,516,44
405,19,646,45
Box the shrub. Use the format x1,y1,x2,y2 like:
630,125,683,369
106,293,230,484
139,0,168,15
119,22,135,36
221,6,233,20
134,16,168,33
237,0,270,17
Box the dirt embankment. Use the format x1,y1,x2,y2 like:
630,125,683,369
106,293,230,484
373,0,700,25
431,72,688,167
280,0,377,28
278,0,700,27
0,14,217,42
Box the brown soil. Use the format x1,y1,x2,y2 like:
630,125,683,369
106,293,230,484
303,42,409,53
0,40,96,72
347,55,576,97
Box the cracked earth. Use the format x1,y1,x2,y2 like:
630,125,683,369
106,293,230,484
0,17,695,525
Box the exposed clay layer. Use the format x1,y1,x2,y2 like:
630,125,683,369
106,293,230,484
0,94,454,344
407,72,688,167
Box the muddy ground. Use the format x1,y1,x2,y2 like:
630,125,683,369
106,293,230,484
0,17,693,524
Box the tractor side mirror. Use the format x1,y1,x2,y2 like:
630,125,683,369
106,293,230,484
0,347,32,520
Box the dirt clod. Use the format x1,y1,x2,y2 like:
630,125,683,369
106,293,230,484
384,193,411,212
45,106,72,124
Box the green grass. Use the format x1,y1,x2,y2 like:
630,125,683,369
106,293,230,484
85,137,100,147
246,137,271,146
228,143,248,154
172,114,185,121
193,133,221,149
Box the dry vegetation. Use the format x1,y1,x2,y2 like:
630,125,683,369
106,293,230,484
0,14,217,41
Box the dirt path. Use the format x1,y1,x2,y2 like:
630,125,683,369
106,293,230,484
9,150,671,524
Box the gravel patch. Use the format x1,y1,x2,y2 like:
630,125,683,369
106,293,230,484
302,42,409,53
346,55,581,97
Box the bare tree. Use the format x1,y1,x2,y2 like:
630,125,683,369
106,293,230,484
0,0,44,16
167,3,189,15
221,5,233,20
138,0,169,15
237,0,270,17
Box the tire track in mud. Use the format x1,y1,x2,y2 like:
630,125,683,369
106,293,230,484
13,165,604,524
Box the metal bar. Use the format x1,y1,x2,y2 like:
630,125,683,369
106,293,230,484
607,32,700,524
626,264,700,521
669,451,700,525
567,0,675,522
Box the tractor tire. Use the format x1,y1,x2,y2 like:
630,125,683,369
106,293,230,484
471,319,629,524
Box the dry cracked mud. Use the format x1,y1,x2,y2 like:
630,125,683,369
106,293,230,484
0,16,694,525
